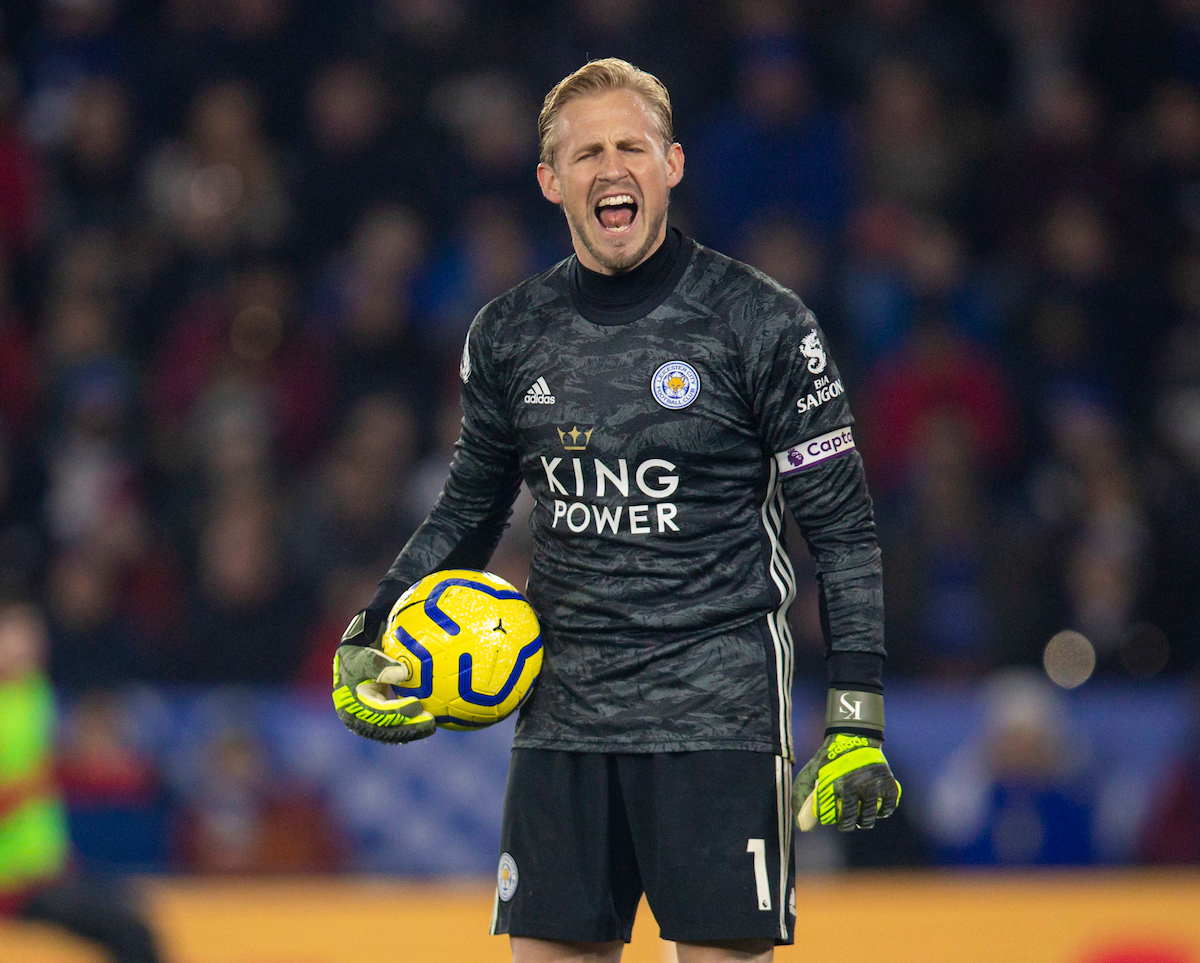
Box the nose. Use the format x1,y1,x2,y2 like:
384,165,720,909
598,144,630,182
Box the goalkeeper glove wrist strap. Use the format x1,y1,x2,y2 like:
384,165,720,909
824,688,885,739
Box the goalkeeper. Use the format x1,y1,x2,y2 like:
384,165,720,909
335,58,899,963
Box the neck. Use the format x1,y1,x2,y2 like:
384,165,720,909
568,227,690,326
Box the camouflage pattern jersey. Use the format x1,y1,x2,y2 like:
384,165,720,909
377,231,884,758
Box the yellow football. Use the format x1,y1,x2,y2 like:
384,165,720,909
381,569,542,730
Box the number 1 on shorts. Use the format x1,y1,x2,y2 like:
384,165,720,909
746,838,771,910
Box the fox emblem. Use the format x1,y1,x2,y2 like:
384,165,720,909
800,330,827,374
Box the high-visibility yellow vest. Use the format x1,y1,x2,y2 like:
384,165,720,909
0,674,68,896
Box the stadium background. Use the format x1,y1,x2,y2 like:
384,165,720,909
1,0,1199,960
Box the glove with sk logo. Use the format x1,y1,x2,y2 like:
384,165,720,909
333,606,435,744
792,689,901,832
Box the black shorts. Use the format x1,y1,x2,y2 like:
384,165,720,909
490,749,795,945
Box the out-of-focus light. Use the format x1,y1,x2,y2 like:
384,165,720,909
1119,623,1170,678
230,304,283,361
186,164,242,219
1043,630,1095,689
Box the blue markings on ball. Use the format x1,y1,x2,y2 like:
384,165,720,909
456,634,544,707
424,578,527,636
390,626,436,699
391,576,542,724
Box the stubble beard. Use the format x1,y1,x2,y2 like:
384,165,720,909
568,199,668,275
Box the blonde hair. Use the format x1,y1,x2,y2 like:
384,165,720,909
538,58,673,167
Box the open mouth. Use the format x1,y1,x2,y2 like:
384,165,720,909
595,194,639,234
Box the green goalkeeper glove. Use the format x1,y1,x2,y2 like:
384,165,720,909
332,609,435,744
792,689,901,832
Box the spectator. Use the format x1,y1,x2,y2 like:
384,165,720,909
173,725,341,872
0,58,43,258
1143,298,1200,672
858,319,1019,495
143,79,291,258
414,196,544,352
311,204,437,422
45,545,150,689
294,564,382,690
970,72,1126,260
0,254,40,440
861,58,965,217
1026,389,1151,669
0,594,163,963
838,206,1011,364
993,0,1086,126
409,394,464,515
40,300,142,550
737,215,837,345
0,425,47,585
880,413,1054,676
43,227,127,319
1137,679,1200,863
426,70,540,213
148,261,332,473
927,670,1096,865
179,487,310,682
818,0,1006,109
295,59,407,263
285,392,420,586
57,690,166,871
686,32,855,251
1137,82,1200,266
1014,194,1139,413
46,75,138,235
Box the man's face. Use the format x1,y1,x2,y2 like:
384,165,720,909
537,89,684,274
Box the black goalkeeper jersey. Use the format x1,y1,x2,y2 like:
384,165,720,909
378,232,884,757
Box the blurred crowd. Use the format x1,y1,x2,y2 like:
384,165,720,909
1,0,1199,872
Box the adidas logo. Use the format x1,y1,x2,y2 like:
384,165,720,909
524,377,555,404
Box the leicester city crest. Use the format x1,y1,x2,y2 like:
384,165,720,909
497,852,519,901
651,360,701,410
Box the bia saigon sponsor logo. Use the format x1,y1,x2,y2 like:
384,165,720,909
651,360,700,409
796,375,843,413
775,427,855,476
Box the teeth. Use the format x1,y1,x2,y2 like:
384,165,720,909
597,194,635,208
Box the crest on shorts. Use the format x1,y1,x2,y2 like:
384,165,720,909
497,852,518,901
800,330,826,374
651,360,701,410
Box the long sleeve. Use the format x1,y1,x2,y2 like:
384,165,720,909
739,291,886,690
368,311,523,614
781,450,885,689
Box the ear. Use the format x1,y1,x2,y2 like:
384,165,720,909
537,162,563,205
666,142,684,189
